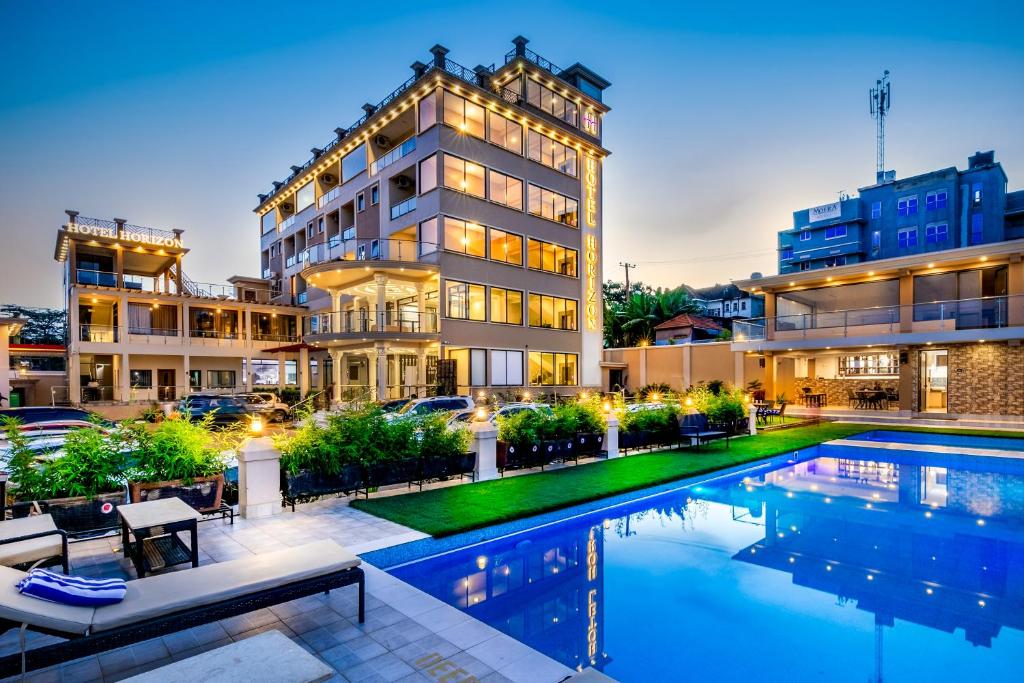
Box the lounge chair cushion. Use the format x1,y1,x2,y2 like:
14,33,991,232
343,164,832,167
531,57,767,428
0,516,63,568
0,566,94,635
91,540,360,632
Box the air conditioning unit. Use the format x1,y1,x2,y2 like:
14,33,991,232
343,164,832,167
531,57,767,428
374,134,391,148
395,175,412,190
281,203,294,213
320,173,337,185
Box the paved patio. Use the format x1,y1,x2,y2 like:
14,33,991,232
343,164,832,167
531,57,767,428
0,496,574,683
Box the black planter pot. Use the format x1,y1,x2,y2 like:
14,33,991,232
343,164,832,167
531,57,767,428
536,441,559,469
447,452,476,480
282,464,364,502
12,490,126,538
576,432,603,456
556,438,576,464
366,458,420,489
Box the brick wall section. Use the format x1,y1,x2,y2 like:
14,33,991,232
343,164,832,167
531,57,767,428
794,377,898,408
947,343,1024,416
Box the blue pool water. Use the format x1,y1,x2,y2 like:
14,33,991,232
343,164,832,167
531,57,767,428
379,435,1024,682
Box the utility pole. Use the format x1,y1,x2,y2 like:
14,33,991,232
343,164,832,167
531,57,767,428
619,262,636,300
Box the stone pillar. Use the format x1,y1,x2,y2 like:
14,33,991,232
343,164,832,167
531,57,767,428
374,342,387,400
118,352,130,403
277,352,286,391
117,294,129,343
763,292,776,341
604,415,620,459
68,351,81,406
748,404,758,436
299,346,310,397
374,274,388,332
898,272,914,333
471,419,498,481
331,350,343,404
237,437,282,519
182,354,190,399
416,348,428,396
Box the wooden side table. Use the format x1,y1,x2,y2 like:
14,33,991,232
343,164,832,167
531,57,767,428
118,497,202,577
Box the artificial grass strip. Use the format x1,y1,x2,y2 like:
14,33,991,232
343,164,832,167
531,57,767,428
350,422,876,537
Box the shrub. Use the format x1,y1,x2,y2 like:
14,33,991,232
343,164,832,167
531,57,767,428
621,405,679,435
1,417,48,502
497,410,545,445
131,413,227,484
418,414,471,459
45,424,127,499
552,400,606,435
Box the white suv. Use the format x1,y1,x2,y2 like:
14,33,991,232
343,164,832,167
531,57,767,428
388,395,475,421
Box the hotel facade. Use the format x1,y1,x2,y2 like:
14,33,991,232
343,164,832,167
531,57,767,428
732,151,1024,419
255,37,610,403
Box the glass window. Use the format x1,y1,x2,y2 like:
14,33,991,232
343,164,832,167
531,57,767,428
488,170,523,210
443,216,486,257
825,225,847,239
526,79,578,127
871,230,881,256
780,247,793,260
897,196,918,216
527,238,577,277
129,369,152,388
491,350,524,386
419,154,438,194
527,184,578,226
971,214,984,244
972,182,983,206
776,280,899,328
898,228,917,248
799,230,811,241
208,370,236,389
926,223,948,244
342,144,367,182
418,91,437,132
490,287,523,325
370,185,379,205
839,353,899,377
528,293,578,330
445,280,486,321
442,155,485,198
357,193,365,211
489,228,523,266
528,352,578,386
526,130,577,176
487,111,523,154
261,211,276,235
419,217,438,255
296,181,314,211
442,92,485,138
926,190,948,211
871,201,882,219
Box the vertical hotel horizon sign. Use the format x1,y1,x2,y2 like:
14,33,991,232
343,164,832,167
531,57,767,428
584,152,600,331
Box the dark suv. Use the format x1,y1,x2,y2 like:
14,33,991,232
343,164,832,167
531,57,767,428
177,395,252,425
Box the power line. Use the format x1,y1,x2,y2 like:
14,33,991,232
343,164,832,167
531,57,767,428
628,247,777,266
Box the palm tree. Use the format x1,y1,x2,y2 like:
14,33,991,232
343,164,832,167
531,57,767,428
603,284,702,347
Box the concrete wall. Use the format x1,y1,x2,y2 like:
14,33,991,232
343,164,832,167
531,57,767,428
602,342,762,392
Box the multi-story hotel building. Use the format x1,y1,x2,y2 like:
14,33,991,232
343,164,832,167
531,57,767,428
732,151,1024,419
54,212,309,407
254,37,610,402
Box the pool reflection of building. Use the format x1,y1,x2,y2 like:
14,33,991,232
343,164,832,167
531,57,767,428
407,523,609,672
725,449,1024,648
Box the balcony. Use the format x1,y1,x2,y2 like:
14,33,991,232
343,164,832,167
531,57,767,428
262,268,274,279
76,269,117,288
300,237,437,267
390,196,417,220
79,324,117,343
286,255,297,268
732,295,1021,347
317,186,341,209
278,216,296,233
304,308,439,339
371,137,416,176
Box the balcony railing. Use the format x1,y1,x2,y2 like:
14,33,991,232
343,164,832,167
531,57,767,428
317,185,341,209
371,137,416,176
286,255,297,268
189,330,240,340
296,291,308,305
300,237,438,266
389,196,417,220
733,295,1019,342
79,324,117,343
251,332,300,343
76,269,117,287
278,216,296,233
305,308,439,335
262,268,274,279
128,327,180,337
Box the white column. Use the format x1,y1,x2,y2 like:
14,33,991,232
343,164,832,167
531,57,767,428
182,353,190,400
237,437,282,519
68,351,81,406
604,415,620,459
299,346,310,397
416,348,427,396
471,420,498,481
331,350,343,404
372,343,387,400
374,274,388,332
416,282,427,332
748,404,758,436
118,352,130,403
277,352,286,391
117,294,129,343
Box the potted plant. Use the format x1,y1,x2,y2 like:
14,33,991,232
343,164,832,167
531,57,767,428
496,410,542,472
415,414,473,487
3,418,128,537
278,407,371,507
127,414,229,513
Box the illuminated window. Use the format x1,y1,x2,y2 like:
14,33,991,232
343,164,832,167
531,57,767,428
527,130,577,176
527,184,578,227
443,217,485,257
490,287,523,325
527,238,577,277
528,293,577,330
129,369,152,388
487,111,522,154
839,353,898,376
442,155,485,198
418,91,437,132
296,181,314,211
419,154,438,194
445,280,486,321
526,79,578,127
342,144,367,182
448,348,487,388
487,169,523,210
489,228,523,266
528,352,578,386
419,217,438,255
443,91,485,138
491,350,524,386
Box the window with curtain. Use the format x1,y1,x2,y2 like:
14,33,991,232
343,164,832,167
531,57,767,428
490,287,523,325
208,370,237,389
442,155,485,198
528,184,578,226
419,154,438,194
419,217,438,254
527,130,577,176
525,79,579,127
491,350,524,386
445,280,486,321
443,217,486,257
528,352,577,386
487,170,523,210
418,91,437,132
527,239,578,277
449,348,487,387
129,369,152,388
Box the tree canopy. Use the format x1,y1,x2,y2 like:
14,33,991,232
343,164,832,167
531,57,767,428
1,305,66,345
602,281,702,348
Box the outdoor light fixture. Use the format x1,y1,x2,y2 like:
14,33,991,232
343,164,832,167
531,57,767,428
602,401,612,413
476,555,488,570
684,397,693,407
249,415,264,434
474,407,488,422
650,392,660,402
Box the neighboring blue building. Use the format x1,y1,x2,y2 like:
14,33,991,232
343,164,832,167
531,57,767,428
778,151,1024,274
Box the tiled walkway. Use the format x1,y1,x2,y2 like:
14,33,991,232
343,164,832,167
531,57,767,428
0,497,573,683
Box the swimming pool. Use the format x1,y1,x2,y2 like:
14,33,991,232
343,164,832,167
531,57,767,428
374,432,1024,682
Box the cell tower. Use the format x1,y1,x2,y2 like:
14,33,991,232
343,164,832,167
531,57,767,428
869,70,891,174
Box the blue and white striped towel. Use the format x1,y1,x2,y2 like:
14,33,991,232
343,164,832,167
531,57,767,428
16,569,126,607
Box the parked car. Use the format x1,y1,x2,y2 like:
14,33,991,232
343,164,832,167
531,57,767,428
447,402,553,427
235,393,291,422
388,396,475,421
0,407,113,431
177,395,253,425
379,398,413,414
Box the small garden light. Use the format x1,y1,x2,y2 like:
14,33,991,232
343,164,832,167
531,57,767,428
474,407,488,422
650,392,661,402
602,401,612,413
249,415,264,434
685,397,693,407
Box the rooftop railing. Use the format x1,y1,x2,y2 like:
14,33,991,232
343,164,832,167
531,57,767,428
504,46,565,77
732,294,1020,342
69,216,182,244
300,237,439,266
